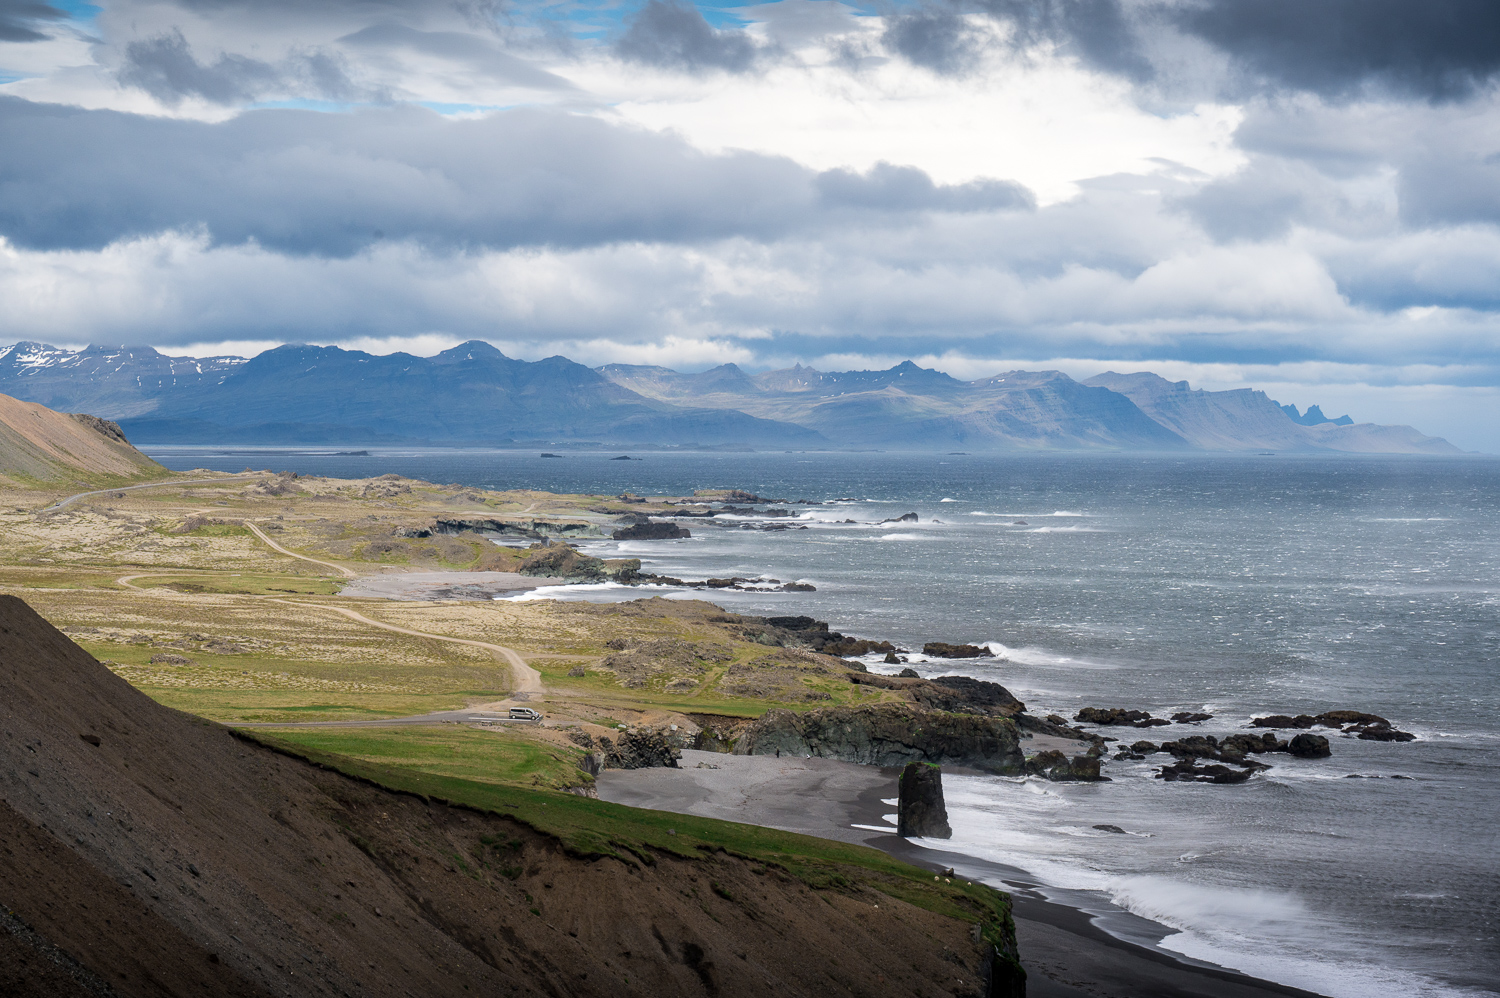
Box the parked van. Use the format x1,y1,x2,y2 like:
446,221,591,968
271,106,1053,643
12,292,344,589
508,706,542,721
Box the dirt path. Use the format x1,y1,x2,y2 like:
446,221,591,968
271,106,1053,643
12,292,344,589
112,573,543,696
265,598,543,694
244,521,358,578
41,474,260,512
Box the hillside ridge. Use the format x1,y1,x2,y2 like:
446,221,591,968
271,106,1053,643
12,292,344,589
0,392,163,482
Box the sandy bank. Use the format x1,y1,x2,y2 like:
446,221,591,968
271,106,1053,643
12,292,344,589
599,750,1327,998
338,570,568,600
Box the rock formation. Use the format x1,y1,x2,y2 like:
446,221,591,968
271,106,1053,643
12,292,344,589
1024,750,1107,782
922,642,987,659
1250,710,1415,741
897,763,953,839
1074,707,1170,728
598,729,681,769
733,703,1025,775
612,521,691,540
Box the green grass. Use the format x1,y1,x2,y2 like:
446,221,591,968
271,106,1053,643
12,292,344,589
135,690,500,723
242,727,1018,940
250,725,592,791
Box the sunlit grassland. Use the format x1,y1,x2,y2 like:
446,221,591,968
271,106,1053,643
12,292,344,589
252,725,592,792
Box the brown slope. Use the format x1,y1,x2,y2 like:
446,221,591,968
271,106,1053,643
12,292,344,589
0,595,1007,998
0,394,163,482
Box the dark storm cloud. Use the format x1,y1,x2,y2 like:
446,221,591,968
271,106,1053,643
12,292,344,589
118,30,284,105
1174,0,1500,101
881,8,983,75
615,0,757,73
881,0,1151,81
0,97,1030,255
978,0,1152,81
882,0,1498,100
817,162,1034,212
0,0,66,43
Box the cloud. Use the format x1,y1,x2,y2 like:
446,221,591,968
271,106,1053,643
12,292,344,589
616,0,758,73
881,8,984,75
1173,0,1500,101
117,30,285,105
338,23,576,91
878,0,1151,81
0,0,66,43
0,97,1030,255
816,162,1034,212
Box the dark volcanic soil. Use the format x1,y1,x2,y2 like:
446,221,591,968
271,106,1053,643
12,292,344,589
0,595,1002,997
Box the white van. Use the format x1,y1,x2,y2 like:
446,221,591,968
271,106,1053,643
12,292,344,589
508,706,542,721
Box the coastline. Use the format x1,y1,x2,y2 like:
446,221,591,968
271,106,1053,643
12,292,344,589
336,570,570,600
598,750,1329,998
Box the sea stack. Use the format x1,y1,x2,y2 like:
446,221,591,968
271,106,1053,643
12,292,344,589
897,762,953,839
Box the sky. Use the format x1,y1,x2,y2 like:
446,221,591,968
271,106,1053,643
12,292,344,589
1,0,1498,450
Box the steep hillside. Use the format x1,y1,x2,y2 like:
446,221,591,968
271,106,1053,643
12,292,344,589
0,595,1022,997
0,393,163,482
1084,372,1460,454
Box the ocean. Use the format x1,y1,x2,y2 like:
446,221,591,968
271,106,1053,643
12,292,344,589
147,447,1500,996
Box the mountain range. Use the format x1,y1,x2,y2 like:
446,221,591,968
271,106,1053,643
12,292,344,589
0,341,1460,454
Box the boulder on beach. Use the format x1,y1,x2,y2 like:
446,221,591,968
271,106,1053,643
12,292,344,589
897,762,952,839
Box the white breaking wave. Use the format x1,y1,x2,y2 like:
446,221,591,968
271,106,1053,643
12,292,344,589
1024,525,1106,533
920,778,1481,998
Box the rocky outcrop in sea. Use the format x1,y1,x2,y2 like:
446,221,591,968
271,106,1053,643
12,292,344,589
897,762,953,838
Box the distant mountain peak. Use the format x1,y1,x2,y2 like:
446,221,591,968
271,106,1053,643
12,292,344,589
1280,402,1354,427
432,340,510,364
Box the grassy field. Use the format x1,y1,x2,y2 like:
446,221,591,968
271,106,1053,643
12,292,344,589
0,471,898,736
256,725,594,792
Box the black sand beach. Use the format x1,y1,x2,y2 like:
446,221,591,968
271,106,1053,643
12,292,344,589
598,750,1328,998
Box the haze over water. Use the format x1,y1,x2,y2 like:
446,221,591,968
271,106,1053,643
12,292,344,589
150,448,1500,996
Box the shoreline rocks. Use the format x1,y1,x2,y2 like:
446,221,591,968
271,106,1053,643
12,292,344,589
1025,750,1107,782
733,703,1025,775
611,521,691,540
1157,760,1258,784
1251,710,1415,742
922,641,987,659
1074,707,1170,728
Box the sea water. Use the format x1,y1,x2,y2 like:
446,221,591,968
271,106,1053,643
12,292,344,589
147,448,1500,995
